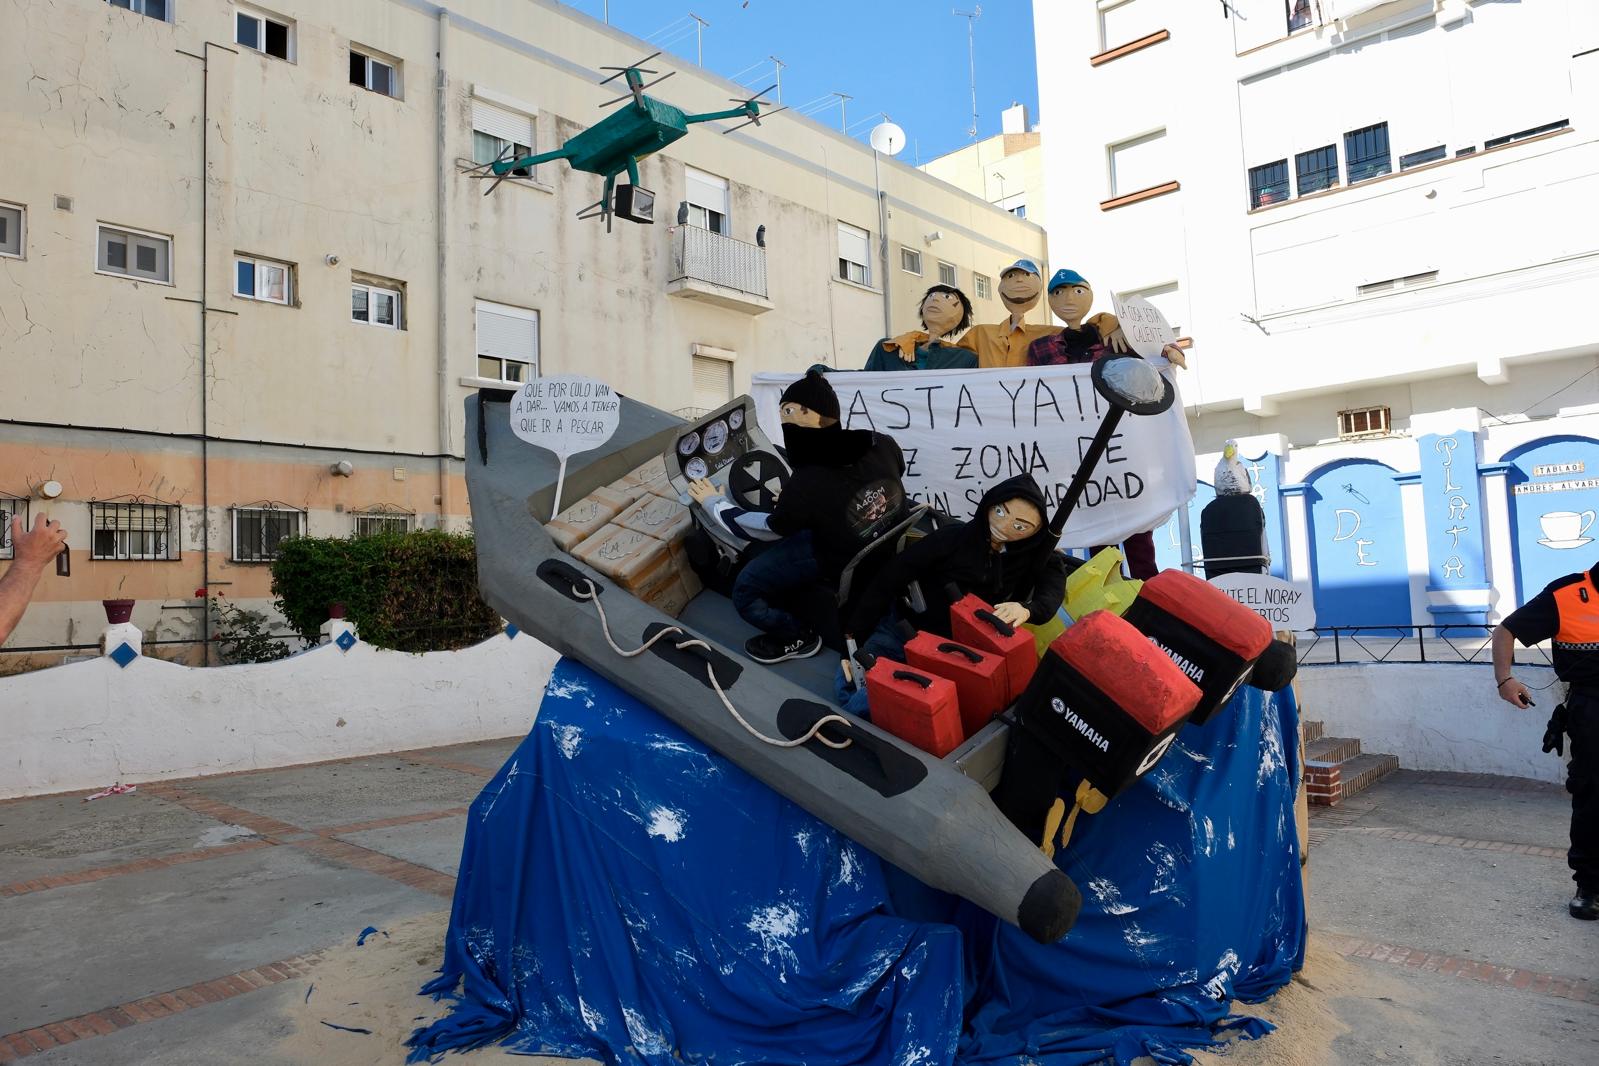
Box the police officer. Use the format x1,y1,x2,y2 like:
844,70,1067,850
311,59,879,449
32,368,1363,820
1493,562,1599,920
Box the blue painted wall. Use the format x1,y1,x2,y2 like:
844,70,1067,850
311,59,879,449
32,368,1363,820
1305,459,1411,630
1503,435,1599,606
1416,430,1491,624
1153,481,1216,571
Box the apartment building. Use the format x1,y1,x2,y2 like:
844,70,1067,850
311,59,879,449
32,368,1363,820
0,0,1047,665
1035,0,1599,628
922,102,1047,227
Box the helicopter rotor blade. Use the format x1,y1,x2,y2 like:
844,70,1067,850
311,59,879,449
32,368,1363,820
598,50,664,83
599,70,676,108
729,83,778,105
723,103,788,134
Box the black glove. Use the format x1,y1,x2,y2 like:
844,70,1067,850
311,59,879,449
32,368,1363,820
1542,703,1569,757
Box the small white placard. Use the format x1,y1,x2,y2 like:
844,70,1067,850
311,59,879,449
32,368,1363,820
1207,572,1317,631
1111,293,1176,360
509,375,621,518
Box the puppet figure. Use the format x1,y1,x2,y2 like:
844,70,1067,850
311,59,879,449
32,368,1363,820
864,285,979,371
689,371,908,664
947,259,1063,369
845,473,1068,662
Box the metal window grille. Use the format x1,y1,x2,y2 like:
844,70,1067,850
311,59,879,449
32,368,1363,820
91,501,180,561
0,497,28,559
1344,122,1391,184
1295,144,1338,195
974,273,991,300
1337,406,1391,440
353,508,414,537
1483,119,1569,150
1247,159,1289,208
1399,145,1447,170
231,506,304,562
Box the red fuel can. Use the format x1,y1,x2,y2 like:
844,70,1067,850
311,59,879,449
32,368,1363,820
864,659,965,758
904,632,1009,738
950,594,1037,699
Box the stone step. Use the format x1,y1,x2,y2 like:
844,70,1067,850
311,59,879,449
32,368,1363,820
1306,735,1362,764
1303,719,1325,744
1306,752,1400,807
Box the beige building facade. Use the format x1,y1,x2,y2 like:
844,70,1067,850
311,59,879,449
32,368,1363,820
921,103,1047,228
0,0,1046,666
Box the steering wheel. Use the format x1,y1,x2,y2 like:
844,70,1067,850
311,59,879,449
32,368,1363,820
727,450,789,512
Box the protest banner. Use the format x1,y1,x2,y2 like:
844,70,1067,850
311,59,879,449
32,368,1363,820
751,364,1196,548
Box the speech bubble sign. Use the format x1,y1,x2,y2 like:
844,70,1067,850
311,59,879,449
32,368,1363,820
509,375,621,519
1207,572,1317,631
1111,293,1177,360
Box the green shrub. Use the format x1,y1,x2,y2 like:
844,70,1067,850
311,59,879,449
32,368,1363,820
209,595,295,665
270,530,501,653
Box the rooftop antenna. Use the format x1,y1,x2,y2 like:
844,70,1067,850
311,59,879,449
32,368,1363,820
954,6,982,140
833,91,852,132
689,12,710,66
769,55,785,104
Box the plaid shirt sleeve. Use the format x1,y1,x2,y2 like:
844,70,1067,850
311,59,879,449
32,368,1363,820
1026,332,1068,366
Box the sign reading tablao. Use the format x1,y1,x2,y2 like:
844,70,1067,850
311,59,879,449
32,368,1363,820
1208,572,1317,631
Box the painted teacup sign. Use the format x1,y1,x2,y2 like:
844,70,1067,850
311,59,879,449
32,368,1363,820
1207,572,1317,631
509,375,621,519
1110,293,1177,360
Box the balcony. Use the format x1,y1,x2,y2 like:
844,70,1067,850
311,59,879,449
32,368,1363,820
667,225,773,315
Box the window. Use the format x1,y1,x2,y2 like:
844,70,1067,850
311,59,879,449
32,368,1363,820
1337,406,1392,440
0,203,21,258
91,502,179,561
1399,145,1446,170
1344,122,1391,184
1295,144,1338,195
236,6,292,60
231,505,304,562
1248,160,1289,209
472,95,534,177
900,248,923,275
234,254,291,304
98,225,171,283
352,279,402,328
837,222,870,286
350,47,399,98
1010,203,1027,219
1098,0,1162,51
353,507,414,537
973,273,991,300
1483,119,1569,151
684,167,730,235
1108,129,1170,198
938,261,957,287
0,497,27,560
1286,0,1313,32
692,353,733,415
475,300,537,383
107,0,168,22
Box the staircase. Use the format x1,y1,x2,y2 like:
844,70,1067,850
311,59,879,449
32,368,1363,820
1301,719,1400,806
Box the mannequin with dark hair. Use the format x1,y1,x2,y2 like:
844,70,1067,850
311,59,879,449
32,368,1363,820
862,285,979,372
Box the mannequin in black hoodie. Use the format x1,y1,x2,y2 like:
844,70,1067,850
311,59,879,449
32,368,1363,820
846,474,1068,655
692,371,908,664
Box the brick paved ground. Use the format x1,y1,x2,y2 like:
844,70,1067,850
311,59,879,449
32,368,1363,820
1,750,1595,1064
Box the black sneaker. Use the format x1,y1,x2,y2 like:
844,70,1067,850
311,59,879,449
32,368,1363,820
1572,889,1599,921
746,631,823,664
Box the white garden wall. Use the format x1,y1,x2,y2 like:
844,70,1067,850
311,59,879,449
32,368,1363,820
1295,662,1567,784
0,626,559,799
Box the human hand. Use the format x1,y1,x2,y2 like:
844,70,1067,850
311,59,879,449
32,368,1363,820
993,601,1030,627
1161,343,1187,369
1104,327,1131,354
686,478,719,505
12,514,68,571
1497,677,1533,709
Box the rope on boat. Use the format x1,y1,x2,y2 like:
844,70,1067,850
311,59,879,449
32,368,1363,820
572,580,854,751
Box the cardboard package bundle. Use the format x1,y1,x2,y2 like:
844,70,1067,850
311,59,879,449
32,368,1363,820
545,486,635,552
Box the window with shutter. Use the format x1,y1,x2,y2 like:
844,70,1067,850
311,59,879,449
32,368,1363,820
475,300,538,382
685,167,731,235
692,355,733,414
472,96,535,176
837,222,870,286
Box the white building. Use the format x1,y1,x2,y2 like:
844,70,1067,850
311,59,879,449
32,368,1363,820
1034,0,1599,630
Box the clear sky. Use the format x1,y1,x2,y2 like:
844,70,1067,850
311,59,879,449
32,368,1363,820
559,0,1042,166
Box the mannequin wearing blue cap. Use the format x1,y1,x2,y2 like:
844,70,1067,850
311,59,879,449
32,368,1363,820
1028,269,1186,369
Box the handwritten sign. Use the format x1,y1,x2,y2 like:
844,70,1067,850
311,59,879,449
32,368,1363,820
509,375,621,518
1208,572,1316,630
1110,293,1176,360
751,364,1196,547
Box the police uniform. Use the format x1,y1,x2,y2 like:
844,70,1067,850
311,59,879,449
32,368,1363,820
1501,564,1599,906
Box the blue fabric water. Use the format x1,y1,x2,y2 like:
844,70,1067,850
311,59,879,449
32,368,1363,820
407,659,1305,1065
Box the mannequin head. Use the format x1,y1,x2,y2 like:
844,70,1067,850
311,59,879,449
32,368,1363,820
987,497,1044,545
998,259,1043,317
778,369,840,428
918,285,973,339
1047,269,1095,328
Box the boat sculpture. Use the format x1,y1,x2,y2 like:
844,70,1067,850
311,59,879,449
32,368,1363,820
465,388,1084,943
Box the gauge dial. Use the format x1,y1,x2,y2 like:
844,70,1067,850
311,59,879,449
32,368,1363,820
685,456,709,481
727,408,745,431
677,431,701,456
703,420,730,456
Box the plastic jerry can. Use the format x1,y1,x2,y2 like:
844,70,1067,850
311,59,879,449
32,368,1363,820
903,632,1009,738
864,659,964,758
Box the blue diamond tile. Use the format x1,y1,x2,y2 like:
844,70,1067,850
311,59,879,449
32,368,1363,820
335,630,358,652
505,623,519,639
109,642,139,669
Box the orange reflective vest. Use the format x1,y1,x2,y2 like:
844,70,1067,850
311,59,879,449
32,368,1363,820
1552,572,1599,682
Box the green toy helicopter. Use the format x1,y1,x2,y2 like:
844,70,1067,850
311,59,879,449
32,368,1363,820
473,52,785,230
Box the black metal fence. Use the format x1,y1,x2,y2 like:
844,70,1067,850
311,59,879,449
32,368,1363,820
1289,625,1552,667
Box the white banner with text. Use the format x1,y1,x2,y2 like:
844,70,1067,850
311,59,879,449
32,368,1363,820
752,363,1196,547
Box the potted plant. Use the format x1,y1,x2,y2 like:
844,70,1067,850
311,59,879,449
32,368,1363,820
102,599,136,625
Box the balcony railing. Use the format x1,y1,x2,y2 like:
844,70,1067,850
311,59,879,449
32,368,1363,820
669,226,770,310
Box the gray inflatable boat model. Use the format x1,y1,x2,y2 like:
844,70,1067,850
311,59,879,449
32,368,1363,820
465,389,1080,943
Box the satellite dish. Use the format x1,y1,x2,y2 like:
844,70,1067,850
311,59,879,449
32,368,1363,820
869,121,906,157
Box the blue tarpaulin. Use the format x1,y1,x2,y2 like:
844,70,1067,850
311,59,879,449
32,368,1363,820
407,659,1305,1065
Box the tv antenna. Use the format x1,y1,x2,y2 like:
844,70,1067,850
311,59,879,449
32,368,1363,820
954,6,982,140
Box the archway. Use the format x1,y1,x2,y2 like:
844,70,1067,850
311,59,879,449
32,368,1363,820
1500,435,1599,608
